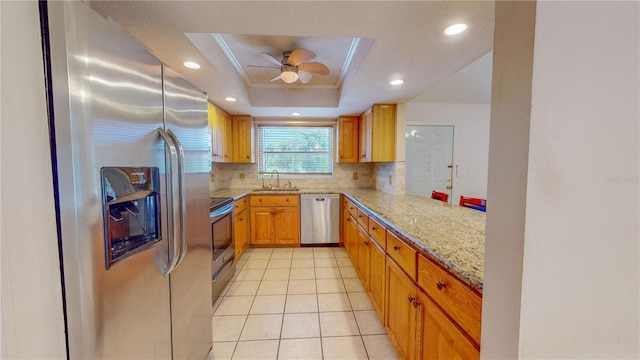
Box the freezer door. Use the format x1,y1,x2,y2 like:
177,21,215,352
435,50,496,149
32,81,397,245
162,64,213,359
47,2,172,359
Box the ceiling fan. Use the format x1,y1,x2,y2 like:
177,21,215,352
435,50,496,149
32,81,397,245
249,48,329,84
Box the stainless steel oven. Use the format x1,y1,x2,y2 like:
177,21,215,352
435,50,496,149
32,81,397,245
209,197,235,306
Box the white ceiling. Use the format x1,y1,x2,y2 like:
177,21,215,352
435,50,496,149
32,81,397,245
87,1,495,119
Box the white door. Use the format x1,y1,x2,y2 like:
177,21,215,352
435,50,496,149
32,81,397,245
405,125,454,201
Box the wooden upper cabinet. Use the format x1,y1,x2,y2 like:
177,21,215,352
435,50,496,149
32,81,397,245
232,115,254,163
222,111,232,161
337,116,359,163
208,102,255,163
208,102,230,163
359,109,372,162
359,104,396,162
371,104,396,162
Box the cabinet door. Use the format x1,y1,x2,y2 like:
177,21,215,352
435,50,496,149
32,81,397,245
273,207,300,245
358,110,372,162
371,104,396,162
386,258,417,360
208,102,223,162
250,207,273,245
356,226,371,289
338,116,359,163
232,115,254,163
369,240,385,321
234,210,248,259
344,213,359,264
222,111,232,161
418,290,480,360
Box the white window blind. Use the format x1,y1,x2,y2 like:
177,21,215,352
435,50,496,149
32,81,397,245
257,125,334,178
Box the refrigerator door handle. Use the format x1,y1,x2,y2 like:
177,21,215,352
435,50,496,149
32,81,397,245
157,127,181,276
167,129,187,267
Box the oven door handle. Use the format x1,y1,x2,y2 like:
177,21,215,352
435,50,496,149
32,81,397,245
157,128,180,276
167,129,187,267
212,254,235,283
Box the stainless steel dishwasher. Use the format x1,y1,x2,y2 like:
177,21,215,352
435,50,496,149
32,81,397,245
300,194,340,245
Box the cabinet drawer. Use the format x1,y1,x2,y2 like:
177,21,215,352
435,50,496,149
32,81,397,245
250,195,299,207
368,216,386,248
344,198,358,218
386,231,416,281
417,253,482,345
234,196,248,215
356,208,368,229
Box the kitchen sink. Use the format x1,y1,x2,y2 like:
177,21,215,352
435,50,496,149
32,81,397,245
252,187,299,192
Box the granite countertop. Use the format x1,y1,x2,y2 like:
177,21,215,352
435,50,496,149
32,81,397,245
211,188,485,292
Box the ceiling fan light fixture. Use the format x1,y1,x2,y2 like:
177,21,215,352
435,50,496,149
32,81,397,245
225,97,237,102
390,79,404,86
281,70,299,83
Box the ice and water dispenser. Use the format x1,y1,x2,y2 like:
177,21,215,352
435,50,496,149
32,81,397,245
101,167,161,269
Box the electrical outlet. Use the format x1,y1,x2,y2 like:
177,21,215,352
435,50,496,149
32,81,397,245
352,172,358,180
388,174,392,185
239,173,245,181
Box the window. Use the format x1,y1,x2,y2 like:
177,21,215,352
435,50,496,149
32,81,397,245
257,124,334,179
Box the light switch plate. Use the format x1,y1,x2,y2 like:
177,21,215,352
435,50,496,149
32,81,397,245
352,172,358,180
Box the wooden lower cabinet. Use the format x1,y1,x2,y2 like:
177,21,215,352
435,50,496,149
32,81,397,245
369,239,386,320
343,211,358,264
356,226,371,288
273,207,300,245
386,258,418,360
418,290,480,360
234,209,249,258
385,256,480,360
250,206,300,246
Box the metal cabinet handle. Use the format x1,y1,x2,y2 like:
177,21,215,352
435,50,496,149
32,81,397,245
436,281,446,290
157,128,180,276
412,299,421,308
364,240,369,246
372,226,377,231
393,245,400,251
408,296,415,303
167,129,187,267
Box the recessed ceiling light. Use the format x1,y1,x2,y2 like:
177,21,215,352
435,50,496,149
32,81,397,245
390,79,404,86
444,23,468,36
225,97,237,102
292,112,301,116
183,61,200,69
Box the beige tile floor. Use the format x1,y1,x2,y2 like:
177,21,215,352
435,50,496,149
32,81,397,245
208,247,399,360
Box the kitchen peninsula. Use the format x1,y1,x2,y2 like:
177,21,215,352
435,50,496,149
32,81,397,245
213,187,485,358
211,187,485,289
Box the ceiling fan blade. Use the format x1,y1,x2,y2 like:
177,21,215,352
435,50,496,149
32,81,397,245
298,62,329,75
287,48,315,66
262,52,283,66
298,71,312,84
270,74,282,82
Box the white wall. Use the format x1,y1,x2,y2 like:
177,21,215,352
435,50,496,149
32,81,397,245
482,1,640,358
519,1,639,358
0,1,67,358
406,103,490,202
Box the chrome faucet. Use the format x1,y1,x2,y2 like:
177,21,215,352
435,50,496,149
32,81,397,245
271,169,280,189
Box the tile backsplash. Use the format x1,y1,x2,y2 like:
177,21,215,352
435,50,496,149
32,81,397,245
210,162,375,192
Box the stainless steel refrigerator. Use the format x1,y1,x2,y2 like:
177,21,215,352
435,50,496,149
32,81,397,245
44,2,212,358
